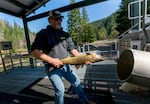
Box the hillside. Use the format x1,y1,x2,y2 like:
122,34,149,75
89,12,119,39
0,19,35,50
0,11,118,50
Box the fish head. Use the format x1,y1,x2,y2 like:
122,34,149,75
86,52,104,62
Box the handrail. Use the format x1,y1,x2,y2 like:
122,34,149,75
117,23,139,39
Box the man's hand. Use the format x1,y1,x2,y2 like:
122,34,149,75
51,58,63,68
85,61,92,64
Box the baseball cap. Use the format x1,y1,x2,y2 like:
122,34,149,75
48,10,64,18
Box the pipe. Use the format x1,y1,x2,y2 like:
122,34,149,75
117,49,150,87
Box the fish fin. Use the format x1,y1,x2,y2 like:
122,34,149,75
74,64,84,70
74,65,81,69
86,52,92,55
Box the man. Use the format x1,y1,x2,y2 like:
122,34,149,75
31,10,96,104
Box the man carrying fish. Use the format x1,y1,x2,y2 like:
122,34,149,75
31,10,103,104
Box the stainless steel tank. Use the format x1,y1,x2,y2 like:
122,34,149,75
117,49,150,87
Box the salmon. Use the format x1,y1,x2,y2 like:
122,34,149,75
60,53,104,65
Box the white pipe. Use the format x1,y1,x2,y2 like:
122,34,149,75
117,49,150,87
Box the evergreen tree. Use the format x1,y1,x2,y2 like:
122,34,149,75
13,21,25,48
80,7,96,43
98,27,107,40
81,7,89,24
2,20,34,50
109,15,119,39
3,22,13,41
109,27,119,39
0,20,5,40
67,0,81,46
115,0,131,35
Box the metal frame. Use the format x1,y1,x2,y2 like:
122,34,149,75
0,0,107,65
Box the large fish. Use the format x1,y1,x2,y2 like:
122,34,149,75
60,53,104,65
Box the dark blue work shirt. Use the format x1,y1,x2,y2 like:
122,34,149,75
31,25,75,60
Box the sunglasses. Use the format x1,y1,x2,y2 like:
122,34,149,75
54,18,62,21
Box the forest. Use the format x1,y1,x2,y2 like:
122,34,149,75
0,0,149,50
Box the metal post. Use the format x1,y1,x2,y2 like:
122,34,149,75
22,15,34,68
142,0,149,41
0,51,6,72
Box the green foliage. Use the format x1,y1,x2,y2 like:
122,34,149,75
109,27,119,39
67,0,96,46
98,27,107,40
90,13,119,40
0,21,4,34
3,22,13,41
0,20,34,50
79,24,96,43
3,21,26,49
80,7,96,44
115,0,131,35
67,0,81,46
109,15,119,39
81,7,89,24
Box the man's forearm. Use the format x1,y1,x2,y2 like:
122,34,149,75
31,49,63,68
31,49,54,64
70,49,80,56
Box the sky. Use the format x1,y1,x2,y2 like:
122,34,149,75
0,0,121,33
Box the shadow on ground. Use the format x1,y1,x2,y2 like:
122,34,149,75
0,79,113,104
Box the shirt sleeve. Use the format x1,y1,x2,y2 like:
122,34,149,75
31,30,47,52
67,35,75,51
